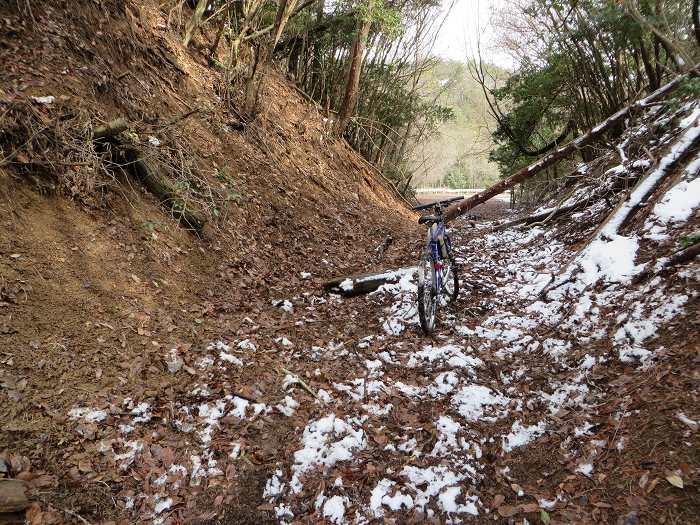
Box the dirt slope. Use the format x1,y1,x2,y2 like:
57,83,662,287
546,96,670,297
1,2,699,525
0,1,417,522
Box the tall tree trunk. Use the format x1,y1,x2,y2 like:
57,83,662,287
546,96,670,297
694,0,700,49
638,37,660,90
335,0,374,135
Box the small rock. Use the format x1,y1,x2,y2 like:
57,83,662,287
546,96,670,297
165,349,183,374
0,479,28,512
620,511,639,525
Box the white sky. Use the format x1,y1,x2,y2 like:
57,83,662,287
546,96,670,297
433,0,513,69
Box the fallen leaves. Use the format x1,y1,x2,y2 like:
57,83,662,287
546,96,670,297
665,471,684,489
497,504,519,517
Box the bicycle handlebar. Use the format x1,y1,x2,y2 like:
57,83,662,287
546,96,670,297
412,195,464,212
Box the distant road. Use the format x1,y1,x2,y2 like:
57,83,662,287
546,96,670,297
414,187,511,205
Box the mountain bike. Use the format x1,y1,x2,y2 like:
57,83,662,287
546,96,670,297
413,196,462,334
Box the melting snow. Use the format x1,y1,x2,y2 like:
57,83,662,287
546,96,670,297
68,407,108,422
289,415,366,493
502,420,546,452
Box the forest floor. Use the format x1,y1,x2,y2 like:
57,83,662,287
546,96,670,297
3,194,697,525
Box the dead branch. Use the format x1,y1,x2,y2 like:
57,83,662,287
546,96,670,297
323,267,415,297
93,118,129,140
120,147,207,233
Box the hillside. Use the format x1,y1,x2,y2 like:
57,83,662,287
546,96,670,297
411,60,506,189
0,1,699,525
0,1,418,522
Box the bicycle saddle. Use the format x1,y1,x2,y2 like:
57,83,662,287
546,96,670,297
418,215,439,224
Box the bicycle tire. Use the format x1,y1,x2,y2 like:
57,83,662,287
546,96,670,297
442,258,459,303
417,248,438,334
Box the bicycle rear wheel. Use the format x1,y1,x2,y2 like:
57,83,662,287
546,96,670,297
417,249,438,334
442,256,459,303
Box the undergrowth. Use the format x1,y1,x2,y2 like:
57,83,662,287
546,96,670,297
0,99,242,231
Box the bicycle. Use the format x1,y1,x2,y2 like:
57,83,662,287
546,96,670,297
413,196,463,334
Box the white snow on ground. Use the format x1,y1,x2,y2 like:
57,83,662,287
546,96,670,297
288,415,367,494
407,343,482,372
373,269,418,335
502,420,547,452
66,341,275,518
578,234,643,284
451,384,510,422
644,157,700,240
255,104,699,521
64,104,696,524
68,407,108,422
262,163,695,520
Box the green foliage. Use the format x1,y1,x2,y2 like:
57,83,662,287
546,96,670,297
440,156,500,189
674,78,700,100
486,0,698,204
363,0,402,36
410,59,504,189
679,230,700,249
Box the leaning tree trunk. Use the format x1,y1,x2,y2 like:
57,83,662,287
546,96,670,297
334,0,374,135
694,0,700,49
443,63,700,223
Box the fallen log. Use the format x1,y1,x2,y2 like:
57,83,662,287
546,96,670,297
632,230,700,284
493,201,584,231
323,267,415,297
443,63,700,223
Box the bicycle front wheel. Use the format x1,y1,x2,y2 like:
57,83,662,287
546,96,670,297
417,249,438,334
442,257,459,303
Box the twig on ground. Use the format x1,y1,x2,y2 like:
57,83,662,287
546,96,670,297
278,367,323,403
61,508,92,525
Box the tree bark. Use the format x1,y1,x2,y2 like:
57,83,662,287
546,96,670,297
91,118,207,233
94,118,129,140
443,64,700,223
121,148,207,233
184,0,209,47
694,0,700,49
335,0,374,135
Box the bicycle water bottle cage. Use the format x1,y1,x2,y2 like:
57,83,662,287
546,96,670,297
418,215,439,225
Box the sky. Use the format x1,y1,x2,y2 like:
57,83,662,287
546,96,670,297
433,0,513,69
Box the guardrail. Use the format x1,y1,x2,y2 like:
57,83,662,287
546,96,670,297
414,187,511,198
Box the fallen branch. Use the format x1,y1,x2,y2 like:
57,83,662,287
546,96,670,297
670,239,700,266
120,147,207,232
541,118,700,298
443,63,700,223
493,201,584,232
279,367,323,403
91,118,207,233
93,118,129,140
323,267,415,297
632,233,700,284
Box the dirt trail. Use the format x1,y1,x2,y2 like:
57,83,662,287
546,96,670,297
5,187,694,525
0,1,699,524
